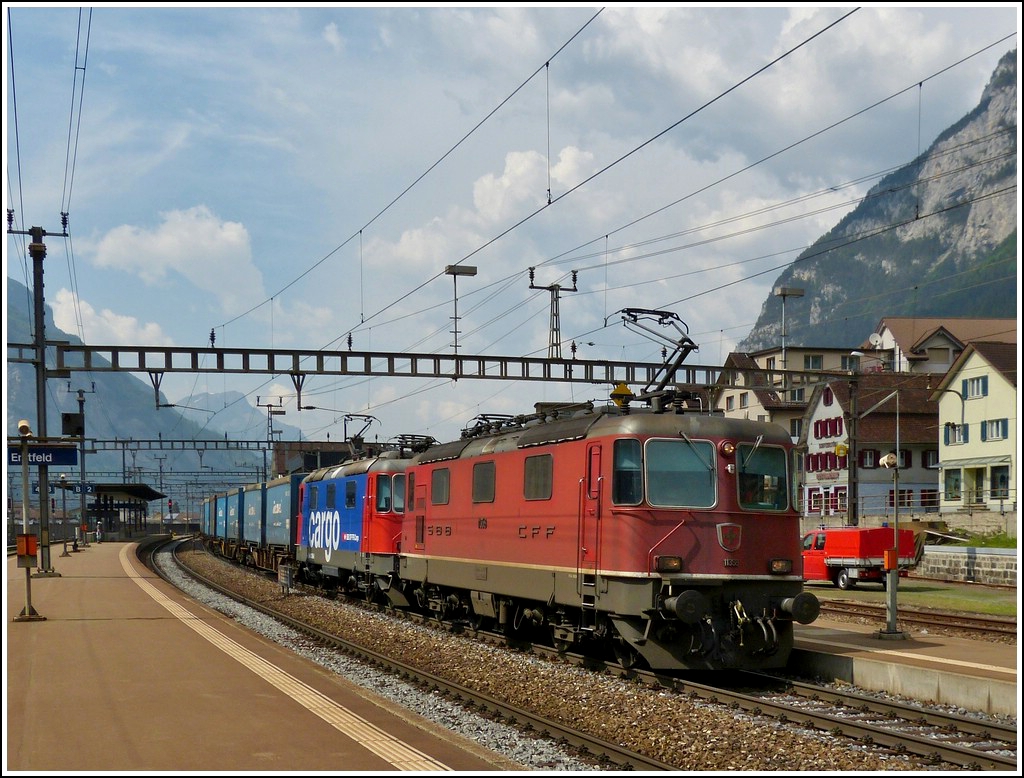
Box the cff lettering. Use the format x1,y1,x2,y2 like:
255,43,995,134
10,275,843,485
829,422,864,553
518,526,556,539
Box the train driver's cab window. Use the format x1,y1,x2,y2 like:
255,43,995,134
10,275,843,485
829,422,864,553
392,474,405,514
737,443,789,510
645,437,715,508
375,474,392,512
612,439,643,505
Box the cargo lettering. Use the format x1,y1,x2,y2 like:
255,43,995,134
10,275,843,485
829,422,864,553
307,509,359,561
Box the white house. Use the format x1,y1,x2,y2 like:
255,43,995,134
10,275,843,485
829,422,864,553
930,341,1017,515
799,372,940,526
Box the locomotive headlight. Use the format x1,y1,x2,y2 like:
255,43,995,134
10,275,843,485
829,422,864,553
655,555,683,573
719,440,736,457
769,558,793,574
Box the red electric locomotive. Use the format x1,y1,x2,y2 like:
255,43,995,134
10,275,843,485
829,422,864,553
392,310,819,671
396,402,819,671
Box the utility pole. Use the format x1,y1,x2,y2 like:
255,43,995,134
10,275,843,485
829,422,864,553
529,268,578,359
847,377,858,527
256,397,285,481
8,215,70,577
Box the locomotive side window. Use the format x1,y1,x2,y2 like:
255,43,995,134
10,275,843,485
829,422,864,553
393,474,405,514
325,483,336,510
308,485,319,510
612,439,642,505
737,444,789,510
431,468,450,505
375,474,392,512
345,480,357,509
645,438,715,508
524,454,553,500
472,461,496,503
405,472,415,512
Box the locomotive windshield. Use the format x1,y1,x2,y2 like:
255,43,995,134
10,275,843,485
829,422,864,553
737,444,790,510
374,473,406,513
646,438,716,507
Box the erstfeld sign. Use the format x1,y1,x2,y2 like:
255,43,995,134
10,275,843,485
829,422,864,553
7,445,79,467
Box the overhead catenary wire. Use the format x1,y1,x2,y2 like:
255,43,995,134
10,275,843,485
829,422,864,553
322,8,863,354
9,9,1007,446
334,24,1015,361
215,7,606,333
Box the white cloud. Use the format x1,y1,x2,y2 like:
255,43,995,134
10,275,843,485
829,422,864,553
472,150,548,223
91,206,265,315
51,288,173,346
322,22,344,53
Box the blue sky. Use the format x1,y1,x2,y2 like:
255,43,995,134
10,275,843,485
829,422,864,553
4,4,1019,446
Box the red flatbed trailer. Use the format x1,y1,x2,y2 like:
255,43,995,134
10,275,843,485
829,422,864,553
801,526,916,589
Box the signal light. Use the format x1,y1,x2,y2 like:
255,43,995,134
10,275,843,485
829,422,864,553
770,558,793,574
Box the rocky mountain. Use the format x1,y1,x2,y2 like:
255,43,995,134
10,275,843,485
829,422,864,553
737,48,1017,353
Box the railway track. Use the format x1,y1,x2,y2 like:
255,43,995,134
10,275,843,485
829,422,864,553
819,599,1017,636
152,540,674,771
160,543,1017,771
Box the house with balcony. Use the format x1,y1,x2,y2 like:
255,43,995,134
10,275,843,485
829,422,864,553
929,341,1017,517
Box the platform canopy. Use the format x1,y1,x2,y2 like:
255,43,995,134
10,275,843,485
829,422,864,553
93,483,166,502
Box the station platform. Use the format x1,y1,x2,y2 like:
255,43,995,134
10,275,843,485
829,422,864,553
4,540,520,773
793,617,1017,717
5,541,1018,772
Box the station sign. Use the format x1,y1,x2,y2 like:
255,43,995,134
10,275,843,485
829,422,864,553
8,445,79,467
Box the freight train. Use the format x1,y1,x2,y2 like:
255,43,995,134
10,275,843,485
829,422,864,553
199,310,820,671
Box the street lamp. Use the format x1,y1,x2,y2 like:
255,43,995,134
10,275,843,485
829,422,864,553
15,419,44,621
445,264,477,355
